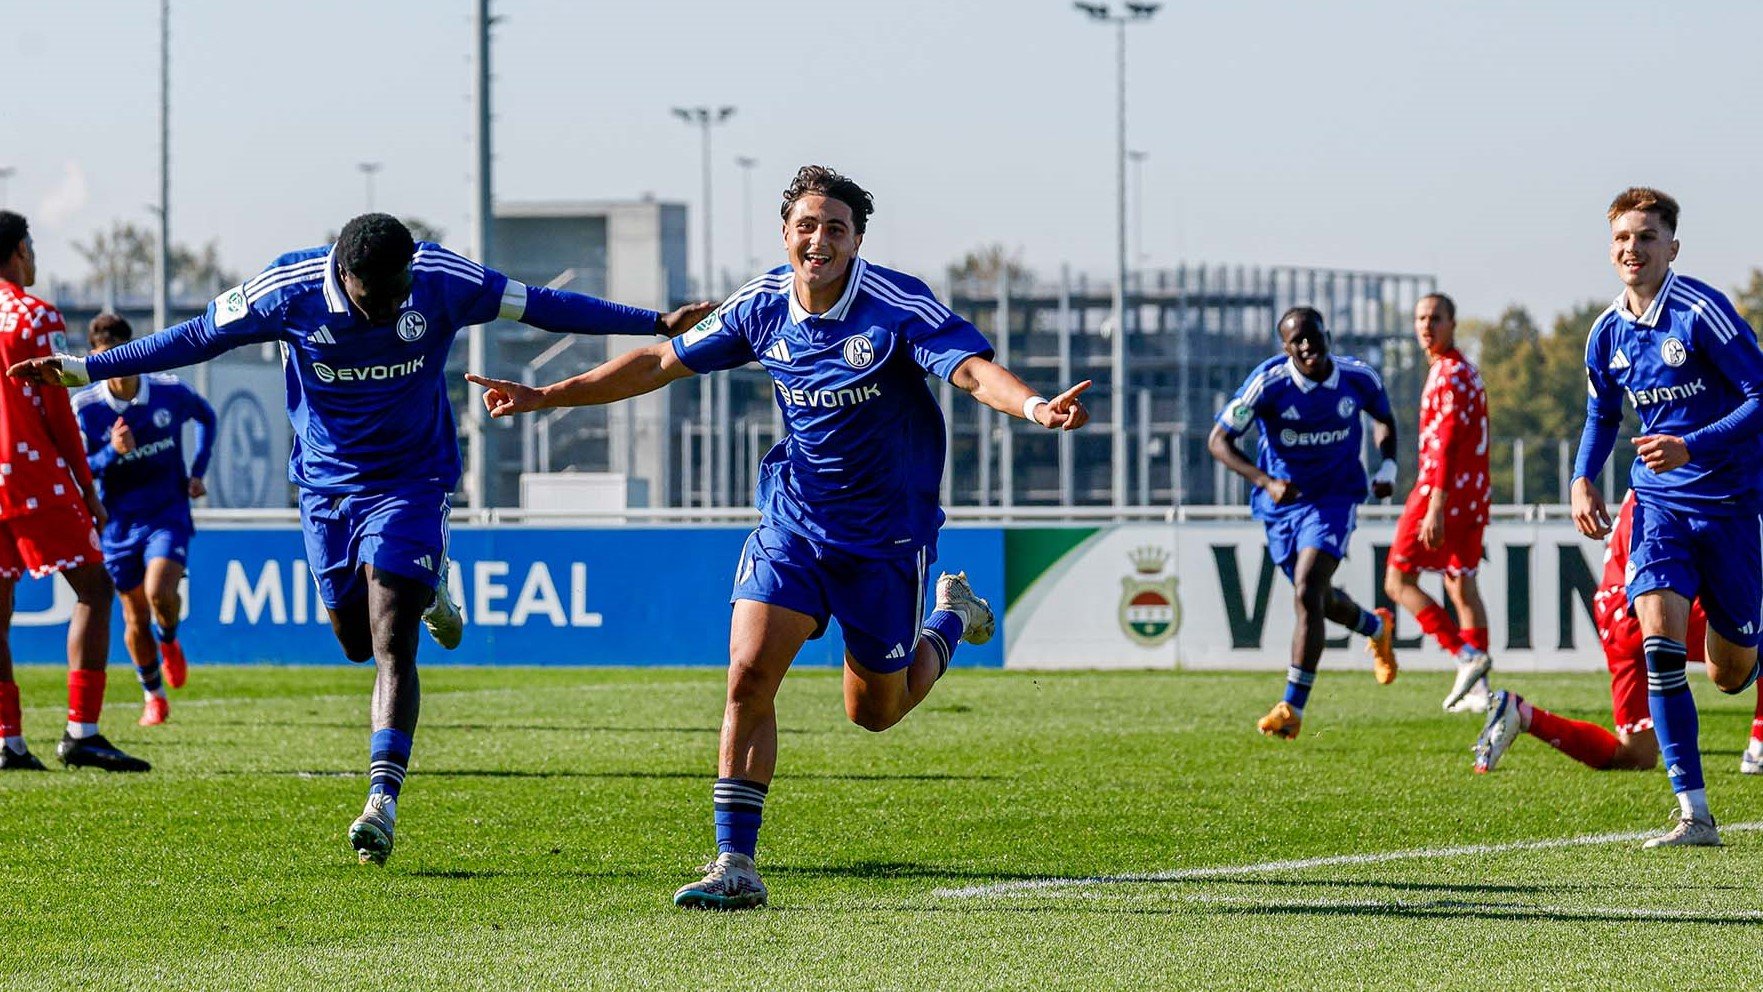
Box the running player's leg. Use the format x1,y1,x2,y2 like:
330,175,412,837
675,599,815,910
840,549,988,732
1746,681,1763,774
118,586,168,726
1385,489,1466,656
56,561,145,770
143,547,190,688
1256,544,1340,740
1443,571,1489,655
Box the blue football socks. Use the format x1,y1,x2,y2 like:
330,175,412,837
1283,665,1316,716
713,777,767,858
1644,636,1705,813
921,610,966,675
368,727,413,799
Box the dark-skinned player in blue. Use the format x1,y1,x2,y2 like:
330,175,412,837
1208,306,1400,740
11,214,714,864
464,166,1093,909
74,313,215,726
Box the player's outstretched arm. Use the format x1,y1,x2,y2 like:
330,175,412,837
509,280,715,339
949,356,1090,430
465,341,693,418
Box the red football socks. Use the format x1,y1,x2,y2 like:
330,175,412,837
67,669,106,726
0,681,20,739
1415,604,1465,654
1527,705,1620,770
1752,683,1763,743
1461,627,1489,653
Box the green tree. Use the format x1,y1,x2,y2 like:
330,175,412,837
1732,268,1763,333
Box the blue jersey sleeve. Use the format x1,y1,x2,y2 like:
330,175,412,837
184,387,217,480
78,402,119,476
1679,294,1763,457
514,283,660,337
1216,367,1270,438
1362,369,1394,425
670,306,757,374
85,285,284,381
1573,320,1623,480
906,311,993,381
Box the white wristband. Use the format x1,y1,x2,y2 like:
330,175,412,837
1022,395,1049,424
53,355,90,388
1373,460,1397,486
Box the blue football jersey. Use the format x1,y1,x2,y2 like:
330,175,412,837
1216,353,1394,517
672,259,993,556
1577,271,1763,514
73,373,215,522
81,242,652,496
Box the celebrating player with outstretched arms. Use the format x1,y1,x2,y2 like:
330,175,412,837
11,214,713,862
467,165,1089,910
1208,307,1400,740
1570,187,1763,848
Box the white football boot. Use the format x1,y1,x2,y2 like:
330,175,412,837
1641,810,1722,849
673,852,768,910
1443,649,1494,712
1741,738,1763,775
422,565,463,650
349,793,397,865
935,571,995,646
1473,690,1523,773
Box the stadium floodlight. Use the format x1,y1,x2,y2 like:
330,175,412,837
0,167,14,209
1072,2,1160,507
673,105,739,507
357,162,382,212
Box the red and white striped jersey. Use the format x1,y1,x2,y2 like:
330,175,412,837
1415,347,1490,526
0,280,92,519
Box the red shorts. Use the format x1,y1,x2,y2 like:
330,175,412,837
0,503,103,580
1597,596,1706,737
1389,487,1485,577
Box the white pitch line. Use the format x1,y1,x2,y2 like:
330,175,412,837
934,820,1763,899
1142,891,1763,922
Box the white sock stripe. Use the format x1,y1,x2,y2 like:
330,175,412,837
1285,667,1315,686
713,783,768,801
921,629,952,665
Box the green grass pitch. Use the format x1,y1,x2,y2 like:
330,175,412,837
3,664,1762,990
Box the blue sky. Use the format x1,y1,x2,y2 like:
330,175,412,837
7,0,1763,323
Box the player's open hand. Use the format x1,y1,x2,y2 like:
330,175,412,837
1570,476,1611,540
1036,380,1092,431
1420,509,1445,550
7,355,88,387
188,477,207,499
1262,476,1298,506
1632,434,1689,473
464,372,546,418
656,301,718,338
110,417,136,455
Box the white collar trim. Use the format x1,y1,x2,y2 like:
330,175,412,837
322,245,350,314
103,374,150,412
1286,357,1339,393
1618,269,1676,328
788,257,866,324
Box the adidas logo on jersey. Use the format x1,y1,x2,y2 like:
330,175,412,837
885,643,907,660
308,326,337,345
1281,406,1300,420
764,340,793,362
1609,350,1630,370
414,554,435,572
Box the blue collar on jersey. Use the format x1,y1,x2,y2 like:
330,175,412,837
321,244,418,317
1614,269,1676,328
787,257,867,324
101,374,151,413
1285,356,1340,393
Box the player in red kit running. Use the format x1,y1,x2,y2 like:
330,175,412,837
1474,490,1763,773
0,212,148,772
1383,293,1496,712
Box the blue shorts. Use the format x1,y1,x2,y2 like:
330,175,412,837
1627,501,1762,647
101,512,194,592
1261,500,1358,580
730,523,931,674
299,487,449,610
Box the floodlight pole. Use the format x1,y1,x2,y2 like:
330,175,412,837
674,106,736,507
468,0,495,510
358,162,382,212
154,0,170,341
1075,2,1158,508
735,155,759,276
0,168,13,208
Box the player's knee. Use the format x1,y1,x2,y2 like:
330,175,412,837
845,698,900,733
148,592,180,622
70,567,114,605
725,661,779,710
1382,567,1409,601
1292,575,1327,612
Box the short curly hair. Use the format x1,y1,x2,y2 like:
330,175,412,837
335,213,415,284
780,166,874,235
0,211,28,263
